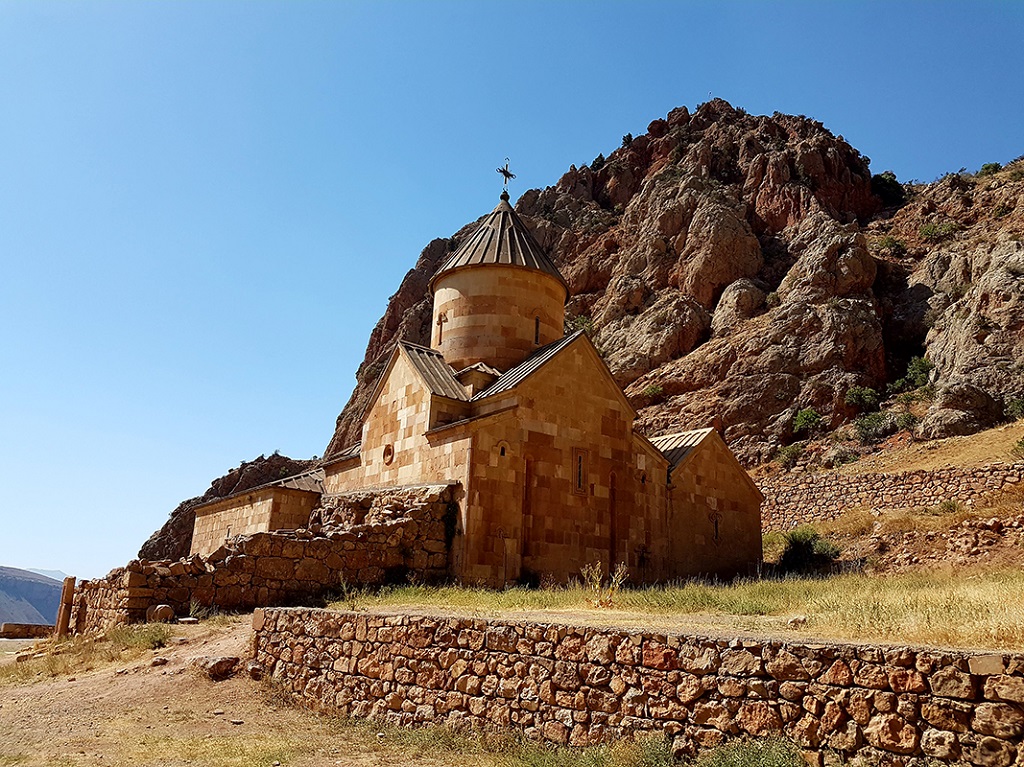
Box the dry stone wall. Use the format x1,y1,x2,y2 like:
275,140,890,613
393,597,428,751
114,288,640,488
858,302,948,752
759,462,1023,531
254,607,1024,766
70,484,456,635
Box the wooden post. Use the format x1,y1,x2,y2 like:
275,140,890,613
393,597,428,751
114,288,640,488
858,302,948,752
55,576,76,639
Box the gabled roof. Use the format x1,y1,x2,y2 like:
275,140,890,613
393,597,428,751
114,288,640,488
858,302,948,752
649,428,716,472
650,428,764,501
471,330,584,402
456,361,503,378
194,468,324,514
429,192,568,293
273,468,325,493
398,341,470,401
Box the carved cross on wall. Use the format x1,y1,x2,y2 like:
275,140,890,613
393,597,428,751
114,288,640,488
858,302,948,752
708,511,723,544
436,311,448,343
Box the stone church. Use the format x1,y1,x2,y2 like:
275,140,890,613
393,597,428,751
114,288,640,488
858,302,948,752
191,191,763,587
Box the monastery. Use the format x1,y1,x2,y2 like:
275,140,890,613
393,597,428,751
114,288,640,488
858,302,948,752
191,190,764,587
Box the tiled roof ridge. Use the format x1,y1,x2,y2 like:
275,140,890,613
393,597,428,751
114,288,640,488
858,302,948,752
471,330,585,401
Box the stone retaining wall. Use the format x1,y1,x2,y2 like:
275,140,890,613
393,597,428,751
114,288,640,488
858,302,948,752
254,607,1024,766
70,484,456,635
759,462,1023,532
0,623,54,639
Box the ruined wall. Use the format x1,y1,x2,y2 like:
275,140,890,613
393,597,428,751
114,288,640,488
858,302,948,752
70,484,456,635
255,607,1024,766
759,462,1024,531
191,487,321,557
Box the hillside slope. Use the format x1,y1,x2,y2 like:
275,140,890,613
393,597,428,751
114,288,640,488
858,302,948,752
0,566,60,625
325,100,1023,465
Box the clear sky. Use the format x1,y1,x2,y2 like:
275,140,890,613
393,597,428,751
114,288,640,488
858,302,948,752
1,1,1021,580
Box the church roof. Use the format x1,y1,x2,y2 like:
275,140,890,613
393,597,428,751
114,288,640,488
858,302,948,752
649,428,716,472
429,192,568,293
399,341,470,401
471,331,584,401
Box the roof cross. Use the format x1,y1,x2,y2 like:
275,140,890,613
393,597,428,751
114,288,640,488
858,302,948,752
496,158,515,191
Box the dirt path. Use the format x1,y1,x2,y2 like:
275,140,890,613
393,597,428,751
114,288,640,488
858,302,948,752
0,618,484,767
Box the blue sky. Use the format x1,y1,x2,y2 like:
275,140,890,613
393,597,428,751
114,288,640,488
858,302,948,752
1,1,1021,579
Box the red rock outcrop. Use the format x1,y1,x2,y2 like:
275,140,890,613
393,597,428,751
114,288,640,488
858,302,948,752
324,99,1023,463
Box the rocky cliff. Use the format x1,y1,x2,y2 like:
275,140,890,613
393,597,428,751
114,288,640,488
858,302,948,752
137,453,314,562
326,100,1023,464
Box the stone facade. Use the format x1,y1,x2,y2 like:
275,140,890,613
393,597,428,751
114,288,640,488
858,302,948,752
169,192,763,593
759,463,1024,531
70,485,454,635
431,264,566,373
255,607,1024,766
191,486,320,556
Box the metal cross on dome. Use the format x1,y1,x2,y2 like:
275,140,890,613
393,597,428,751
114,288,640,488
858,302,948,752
496,158,515,191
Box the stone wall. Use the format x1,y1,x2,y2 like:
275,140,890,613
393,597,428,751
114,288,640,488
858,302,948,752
254,607,1024,766
70,484,456,635
759,462,1024,531
0,623,54,639
191,486,320,557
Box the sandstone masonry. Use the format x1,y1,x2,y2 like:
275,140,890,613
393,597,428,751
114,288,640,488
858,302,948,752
758,462,1023,531
255,607,1024,767
70,485,455,634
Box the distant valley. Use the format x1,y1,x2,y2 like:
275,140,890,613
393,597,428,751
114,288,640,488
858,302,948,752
0,566,62,625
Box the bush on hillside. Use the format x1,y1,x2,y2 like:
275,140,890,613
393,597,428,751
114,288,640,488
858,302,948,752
845,386,880,413
793,408,824,436
871,171,906,207
855,412,898,445
777,527,841,574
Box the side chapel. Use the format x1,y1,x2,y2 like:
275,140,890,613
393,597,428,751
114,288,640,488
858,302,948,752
192,191,764,586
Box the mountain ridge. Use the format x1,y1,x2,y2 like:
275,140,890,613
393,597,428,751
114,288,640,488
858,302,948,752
325,99,1023,465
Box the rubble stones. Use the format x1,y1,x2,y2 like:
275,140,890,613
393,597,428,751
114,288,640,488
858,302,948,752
253,608,1024,765
70,484,456,634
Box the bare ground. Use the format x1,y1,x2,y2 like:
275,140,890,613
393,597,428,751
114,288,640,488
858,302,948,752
0,619,489,767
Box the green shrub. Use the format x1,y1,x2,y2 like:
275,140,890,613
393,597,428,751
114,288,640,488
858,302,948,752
978,162,1002,177
895,411,919,431
844,386,880,412
871,171,906,207
765,291,781,308
641,384,664,401
876,235,907,256
890,356,934,394
565,314,595,336
778,528,841,574
793,408,824,435
1007,398,1024,421
774,444,804,469
855,412,897,445
590,153,606,172
621,133,633,148
994,203,1014,218
1013,438,1024,460
920,221,961,242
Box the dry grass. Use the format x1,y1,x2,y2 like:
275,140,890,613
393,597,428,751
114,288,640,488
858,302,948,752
837,420,1024,475
332,568,1024,650
119,701,678,767
0,623,171,687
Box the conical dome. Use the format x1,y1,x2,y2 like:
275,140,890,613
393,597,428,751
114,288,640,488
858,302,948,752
429,191,567,293
429,192,567,372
